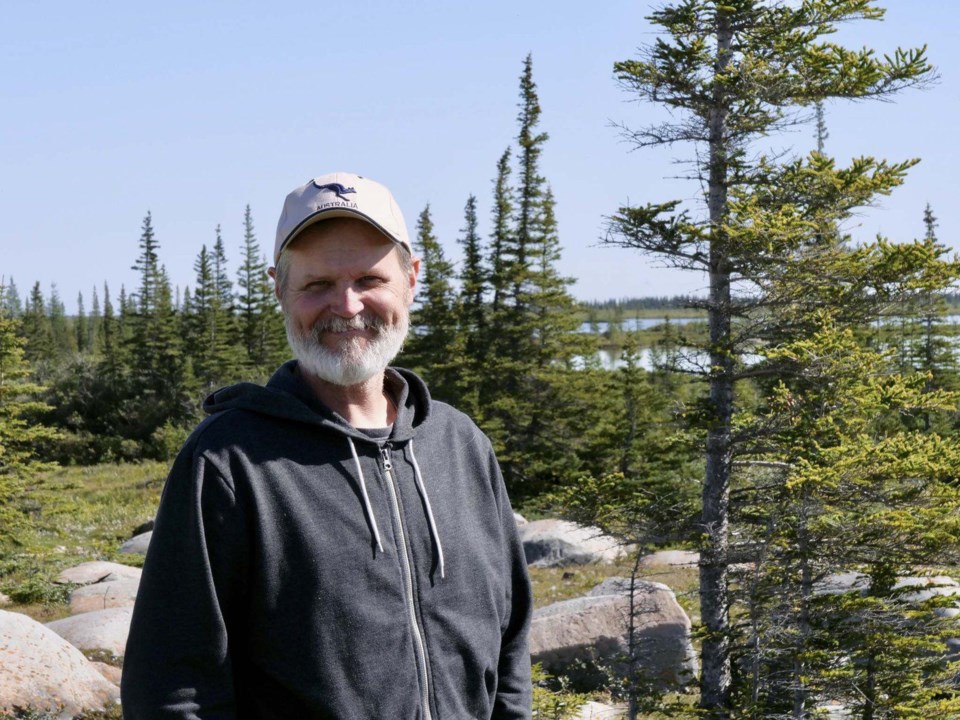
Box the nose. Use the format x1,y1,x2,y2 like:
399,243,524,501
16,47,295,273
329,285,364,318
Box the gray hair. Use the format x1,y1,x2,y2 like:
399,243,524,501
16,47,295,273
275,242,413,302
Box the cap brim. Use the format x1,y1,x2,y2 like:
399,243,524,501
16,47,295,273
276,208,406,263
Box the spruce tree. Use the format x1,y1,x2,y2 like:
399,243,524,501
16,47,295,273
2,278,21,318
88,285,100,354
75,291,87,354
127,216,193,456
0,278,56,543
236,205,284,375
401,205,461,402
188,240,238,391
606,3,939,716
21,282,53,373
455,194,488,417
47,284,73,357
479,56,597,497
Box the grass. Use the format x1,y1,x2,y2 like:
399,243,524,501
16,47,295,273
3,462,703,719
1,462,166,621
528,556,701,622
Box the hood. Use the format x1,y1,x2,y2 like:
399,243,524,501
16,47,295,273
202,360,432,443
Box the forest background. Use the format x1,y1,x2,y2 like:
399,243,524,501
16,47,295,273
5,1,960,719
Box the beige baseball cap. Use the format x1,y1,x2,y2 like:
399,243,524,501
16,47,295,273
273,172,411,264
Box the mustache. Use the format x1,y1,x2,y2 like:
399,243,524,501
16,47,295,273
310,314,387,335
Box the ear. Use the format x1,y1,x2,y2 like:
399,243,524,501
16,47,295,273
268,266,282,304
407,257,421,304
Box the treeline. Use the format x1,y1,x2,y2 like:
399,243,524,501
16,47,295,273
580,295,704,312
2,56,696,505
2,206,288,463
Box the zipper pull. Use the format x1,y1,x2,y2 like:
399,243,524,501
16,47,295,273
380,446,392,471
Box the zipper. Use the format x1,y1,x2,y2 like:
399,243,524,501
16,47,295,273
381,445,433,720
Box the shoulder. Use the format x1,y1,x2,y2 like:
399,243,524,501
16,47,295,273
173,407,280,481
422,399,493,450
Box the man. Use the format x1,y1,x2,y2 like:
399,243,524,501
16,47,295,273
121,172,533,719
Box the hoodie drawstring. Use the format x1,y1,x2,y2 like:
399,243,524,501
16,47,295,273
347,437,384,553
408,439,446,580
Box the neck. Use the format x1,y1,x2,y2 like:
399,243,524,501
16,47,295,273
298,365,395,428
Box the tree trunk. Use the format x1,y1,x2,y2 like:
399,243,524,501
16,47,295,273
699,10,734,720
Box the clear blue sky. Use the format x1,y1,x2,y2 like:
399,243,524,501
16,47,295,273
2,1,957,312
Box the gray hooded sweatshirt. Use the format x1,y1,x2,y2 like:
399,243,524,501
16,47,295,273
121,361,532,719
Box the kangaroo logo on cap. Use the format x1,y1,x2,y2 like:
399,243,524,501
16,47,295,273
314,182,357,201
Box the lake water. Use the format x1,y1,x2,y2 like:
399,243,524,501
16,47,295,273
579,316,703,334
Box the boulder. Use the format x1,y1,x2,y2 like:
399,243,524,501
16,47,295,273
894,575,960,604
638,550,699,569
530,577,697,690
0,609,119,717
514,512,528,527
69,577,140,614
56,560,142,585
119,530,152,555
91,661,123,685
816,573,960,604
46,607,133,657
519,519,625,567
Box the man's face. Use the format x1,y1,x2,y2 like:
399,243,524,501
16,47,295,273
273,218,418,387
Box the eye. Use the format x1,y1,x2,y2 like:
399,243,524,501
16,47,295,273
358,275,384,286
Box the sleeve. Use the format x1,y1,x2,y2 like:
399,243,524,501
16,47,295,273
121,439,249,720
489,448,534,720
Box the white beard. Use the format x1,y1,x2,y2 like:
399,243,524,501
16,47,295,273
285,311,408,387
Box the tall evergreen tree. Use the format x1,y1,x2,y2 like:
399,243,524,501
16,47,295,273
99,283,118,376
479,56,597,497
127,216,193,455
213,225,234,313
236,205,284,374
402,205,461,402
132,211,161,316
514,53,547,311
605,3,938,716
188,241,238,390
489,148,514,322
2,278,21,318
21,282,53,372
88,285,100,354
75,291,88,354
455,195,489,417
0,278,56,543
48,284,73,357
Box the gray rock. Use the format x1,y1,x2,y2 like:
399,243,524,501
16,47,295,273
0,592,10,607
69,577,140,614
814,571,869,596
573,700,626,719
56,560,142,585
519,519,625,567
816,573,960,604
531,577,698,690
46,607,133,657
513,512,528,527
894,575,960,604
819,703,851,719
119,530,152,555
0,609,119,717
637,550,699,569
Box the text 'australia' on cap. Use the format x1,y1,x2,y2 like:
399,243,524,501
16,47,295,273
273,172,411,264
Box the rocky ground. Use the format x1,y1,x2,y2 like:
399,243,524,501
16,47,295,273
1,502,704,719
